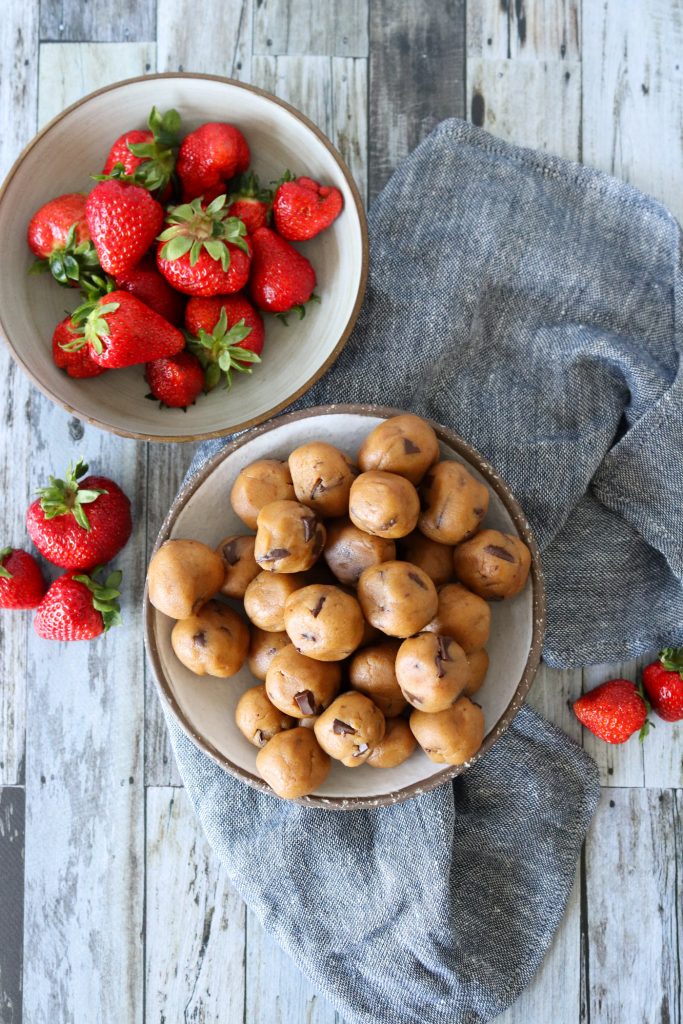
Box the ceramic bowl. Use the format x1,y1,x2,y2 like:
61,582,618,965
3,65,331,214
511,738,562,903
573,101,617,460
144,405,545,809
0,74,368,441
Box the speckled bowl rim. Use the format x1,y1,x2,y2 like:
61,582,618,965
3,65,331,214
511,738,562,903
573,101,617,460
0,72,369,443
144,404,546,809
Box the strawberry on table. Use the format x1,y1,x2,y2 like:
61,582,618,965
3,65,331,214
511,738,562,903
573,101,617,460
186,303,262,391
116,257,186,326
176,122,250,201
27,192,102,291
0,548,46,609
156,195,251,297
34,568,122,641
102,106,181,194
226,172,272,235
573,678,651,744
63,291,185,369
273,174,343,241
249,226,317,317
145,351,205,409
642,648,683,722
52,316,107,379
26,457,132,570
85,179,164,276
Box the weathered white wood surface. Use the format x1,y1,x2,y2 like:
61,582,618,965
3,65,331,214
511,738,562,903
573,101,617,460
0,1,682,1023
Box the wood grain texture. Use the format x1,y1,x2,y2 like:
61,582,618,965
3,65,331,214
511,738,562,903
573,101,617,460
0,788,24,1024
254,0,368,57
467,0,580,60
585,788,680,1023
368,0,465,201
0,0,38,787
582,0,683,221
157,0,252,77
145,787,246,1023
526,664,582,742
39,0,156,43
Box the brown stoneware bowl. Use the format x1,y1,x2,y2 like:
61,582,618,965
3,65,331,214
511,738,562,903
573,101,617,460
144,405,545,807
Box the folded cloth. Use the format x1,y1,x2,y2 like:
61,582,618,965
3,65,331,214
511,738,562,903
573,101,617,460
164,117,683,1020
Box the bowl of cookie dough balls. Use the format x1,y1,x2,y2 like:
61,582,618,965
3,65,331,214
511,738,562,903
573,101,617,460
144,405,545,808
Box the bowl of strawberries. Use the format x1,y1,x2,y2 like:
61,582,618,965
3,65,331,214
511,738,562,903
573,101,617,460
0,74,368,441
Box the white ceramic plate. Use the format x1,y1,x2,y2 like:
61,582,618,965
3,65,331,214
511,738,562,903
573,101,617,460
0,74,368,441
144,406,545,808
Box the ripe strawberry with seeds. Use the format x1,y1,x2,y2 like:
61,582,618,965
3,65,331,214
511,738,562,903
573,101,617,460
52,316,107,379
176,122,250,201
249,226,317,316
102,106,181,194
145,351,205,408
156,194,251,297
26,457,132,570
226,172,272,234
185,294,265,356
63,291,185,369
116,257,186,326
27,193,103,291
273,174,343,241
0,548,46,610
186,305,261,391
642,648,683,722
34,568,123,641
85,179,164,276
573,679,650,744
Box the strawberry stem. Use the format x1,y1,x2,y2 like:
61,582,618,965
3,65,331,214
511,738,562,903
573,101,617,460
0,547,13,580
73,566,123,631
36,457,107,531
187,307,261,391
660,647,683,676
158,196,249,269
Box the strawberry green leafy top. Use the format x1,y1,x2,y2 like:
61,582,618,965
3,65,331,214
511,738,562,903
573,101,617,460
36,457,107,531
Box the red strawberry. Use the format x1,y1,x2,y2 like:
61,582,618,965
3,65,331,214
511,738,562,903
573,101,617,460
145,351,205,409
156,195,251,297
185,294,265,356
226,172,272,234
52,316,107,379
186,304,262,391
273,174,343,241
249,226,317,316
573,679,650,744
116,257,186,326
64,291,185,369
642,648,683,722
85,179,164,276
101,107,181,194
0,548,46,609
27,193,103,291
26,457,132,570
34,568,122,641
177,122,250,201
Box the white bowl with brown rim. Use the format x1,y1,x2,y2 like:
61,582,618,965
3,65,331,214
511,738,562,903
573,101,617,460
144,405,546,809
0,74,368,442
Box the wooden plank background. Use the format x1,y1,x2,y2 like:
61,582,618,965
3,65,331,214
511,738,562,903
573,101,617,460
0,1,682,1022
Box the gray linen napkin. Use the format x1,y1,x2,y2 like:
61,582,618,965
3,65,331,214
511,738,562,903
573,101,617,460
162,118,683,1021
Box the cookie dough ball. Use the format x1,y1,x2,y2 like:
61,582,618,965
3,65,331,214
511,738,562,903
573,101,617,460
423,582,491,653
284,584,365,661
418,461,489,545
148,539,225,619
230,459,295,530
395,633,469,712
254,500,326,573
349,640,406,717
288,442,357,518
171,601,249,677
323,518,396,586
314,692,385,767
216,534,260,599
243,571,307,632
247,628,290,680
367,717,417,768
349,471,420,539
453,529,531,600
463,648,489,697
410,697,485,765
256,727,330,799
397,531,453,587
235,684,294,747
357,561,438,638
357,413,439,484
265,644,342,717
